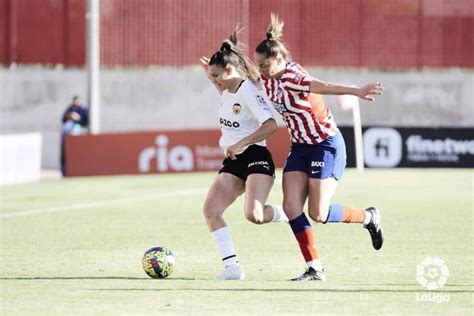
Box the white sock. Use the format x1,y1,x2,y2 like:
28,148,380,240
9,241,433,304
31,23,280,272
211,226,239,268
363,210,372,225
307,259,323,271
269,205,288,222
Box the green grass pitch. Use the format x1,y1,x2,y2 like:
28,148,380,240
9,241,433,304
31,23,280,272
1,169,472,315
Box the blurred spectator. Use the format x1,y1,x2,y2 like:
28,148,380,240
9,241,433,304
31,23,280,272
60,95,89,175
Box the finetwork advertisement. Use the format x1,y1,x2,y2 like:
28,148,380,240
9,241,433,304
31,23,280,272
345,127,474,168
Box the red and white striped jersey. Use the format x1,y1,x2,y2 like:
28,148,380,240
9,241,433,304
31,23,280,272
261,62,338,144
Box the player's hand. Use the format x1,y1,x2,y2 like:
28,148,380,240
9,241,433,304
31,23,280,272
200,56,210,72
357,81,384,101
66,112,81,121
225,143,241,160
71,112,81,121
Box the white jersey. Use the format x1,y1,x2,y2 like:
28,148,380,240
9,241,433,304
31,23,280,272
218,79,274,154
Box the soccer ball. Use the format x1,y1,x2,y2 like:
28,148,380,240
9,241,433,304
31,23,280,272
142,246,175,279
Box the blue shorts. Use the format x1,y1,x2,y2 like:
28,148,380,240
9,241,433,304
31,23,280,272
283,132,347,180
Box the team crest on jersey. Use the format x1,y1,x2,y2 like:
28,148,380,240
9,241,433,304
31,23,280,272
276,88,283,97
232,103,241,115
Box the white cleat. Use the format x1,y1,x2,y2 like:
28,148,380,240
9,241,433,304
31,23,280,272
217,265,245,280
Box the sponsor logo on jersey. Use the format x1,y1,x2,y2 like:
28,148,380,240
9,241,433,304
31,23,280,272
311,161,325,167
255,95,270,110
271,100,288,114
248,160,270,170
232,103,241,115
220,118,240,128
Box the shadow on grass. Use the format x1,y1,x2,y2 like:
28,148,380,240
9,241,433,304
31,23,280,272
89,288,473,293
2,278,472,293
0,277,197,281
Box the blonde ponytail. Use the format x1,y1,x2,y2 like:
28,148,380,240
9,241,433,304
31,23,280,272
256,13,291,60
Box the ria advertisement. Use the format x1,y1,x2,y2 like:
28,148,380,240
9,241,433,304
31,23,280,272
65,127,473,176
64,129,290,176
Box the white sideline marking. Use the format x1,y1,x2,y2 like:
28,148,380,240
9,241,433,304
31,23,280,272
1,188,207,219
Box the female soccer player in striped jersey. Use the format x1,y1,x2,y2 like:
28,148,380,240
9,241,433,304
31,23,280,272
254,14,385,281
200,29,287,280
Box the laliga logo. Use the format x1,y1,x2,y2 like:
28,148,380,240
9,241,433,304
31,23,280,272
416,257,450,290
138,135,193,173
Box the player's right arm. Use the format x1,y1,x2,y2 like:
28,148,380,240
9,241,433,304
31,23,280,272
225,118,277,160
226,82,277,160
284,64,384,101
200,56,224,95
309,80,384,101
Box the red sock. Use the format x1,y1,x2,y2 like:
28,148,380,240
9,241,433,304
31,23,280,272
294,229,319,261
342,206,366,223
289,213,319,261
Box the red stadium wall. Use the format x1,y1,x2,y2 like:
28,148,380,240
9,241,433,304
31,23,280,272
1,0,473,68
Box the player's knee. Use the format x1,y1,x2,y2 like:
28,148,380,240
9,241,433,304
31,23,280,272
309,213,326,223
283,201,301,219
203,206,219,223
308,206,329,223
245,207,264,224
202,207,212,222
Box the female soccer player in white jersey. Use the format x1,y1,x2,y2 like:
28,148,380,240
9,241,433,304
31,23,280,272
253,14,385,281
200,29,287,280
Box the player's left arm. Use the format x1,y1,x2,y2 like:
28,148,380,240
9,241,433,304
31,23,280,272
226,118,277,160
309,79,384,101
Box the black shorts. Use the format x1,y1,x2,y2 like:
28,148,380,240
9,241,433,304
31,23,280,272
219,145,275,181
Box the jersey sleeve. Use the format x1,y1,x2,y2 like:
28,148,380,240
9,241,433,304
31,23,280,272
281,71,314,92
241,81,275,124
